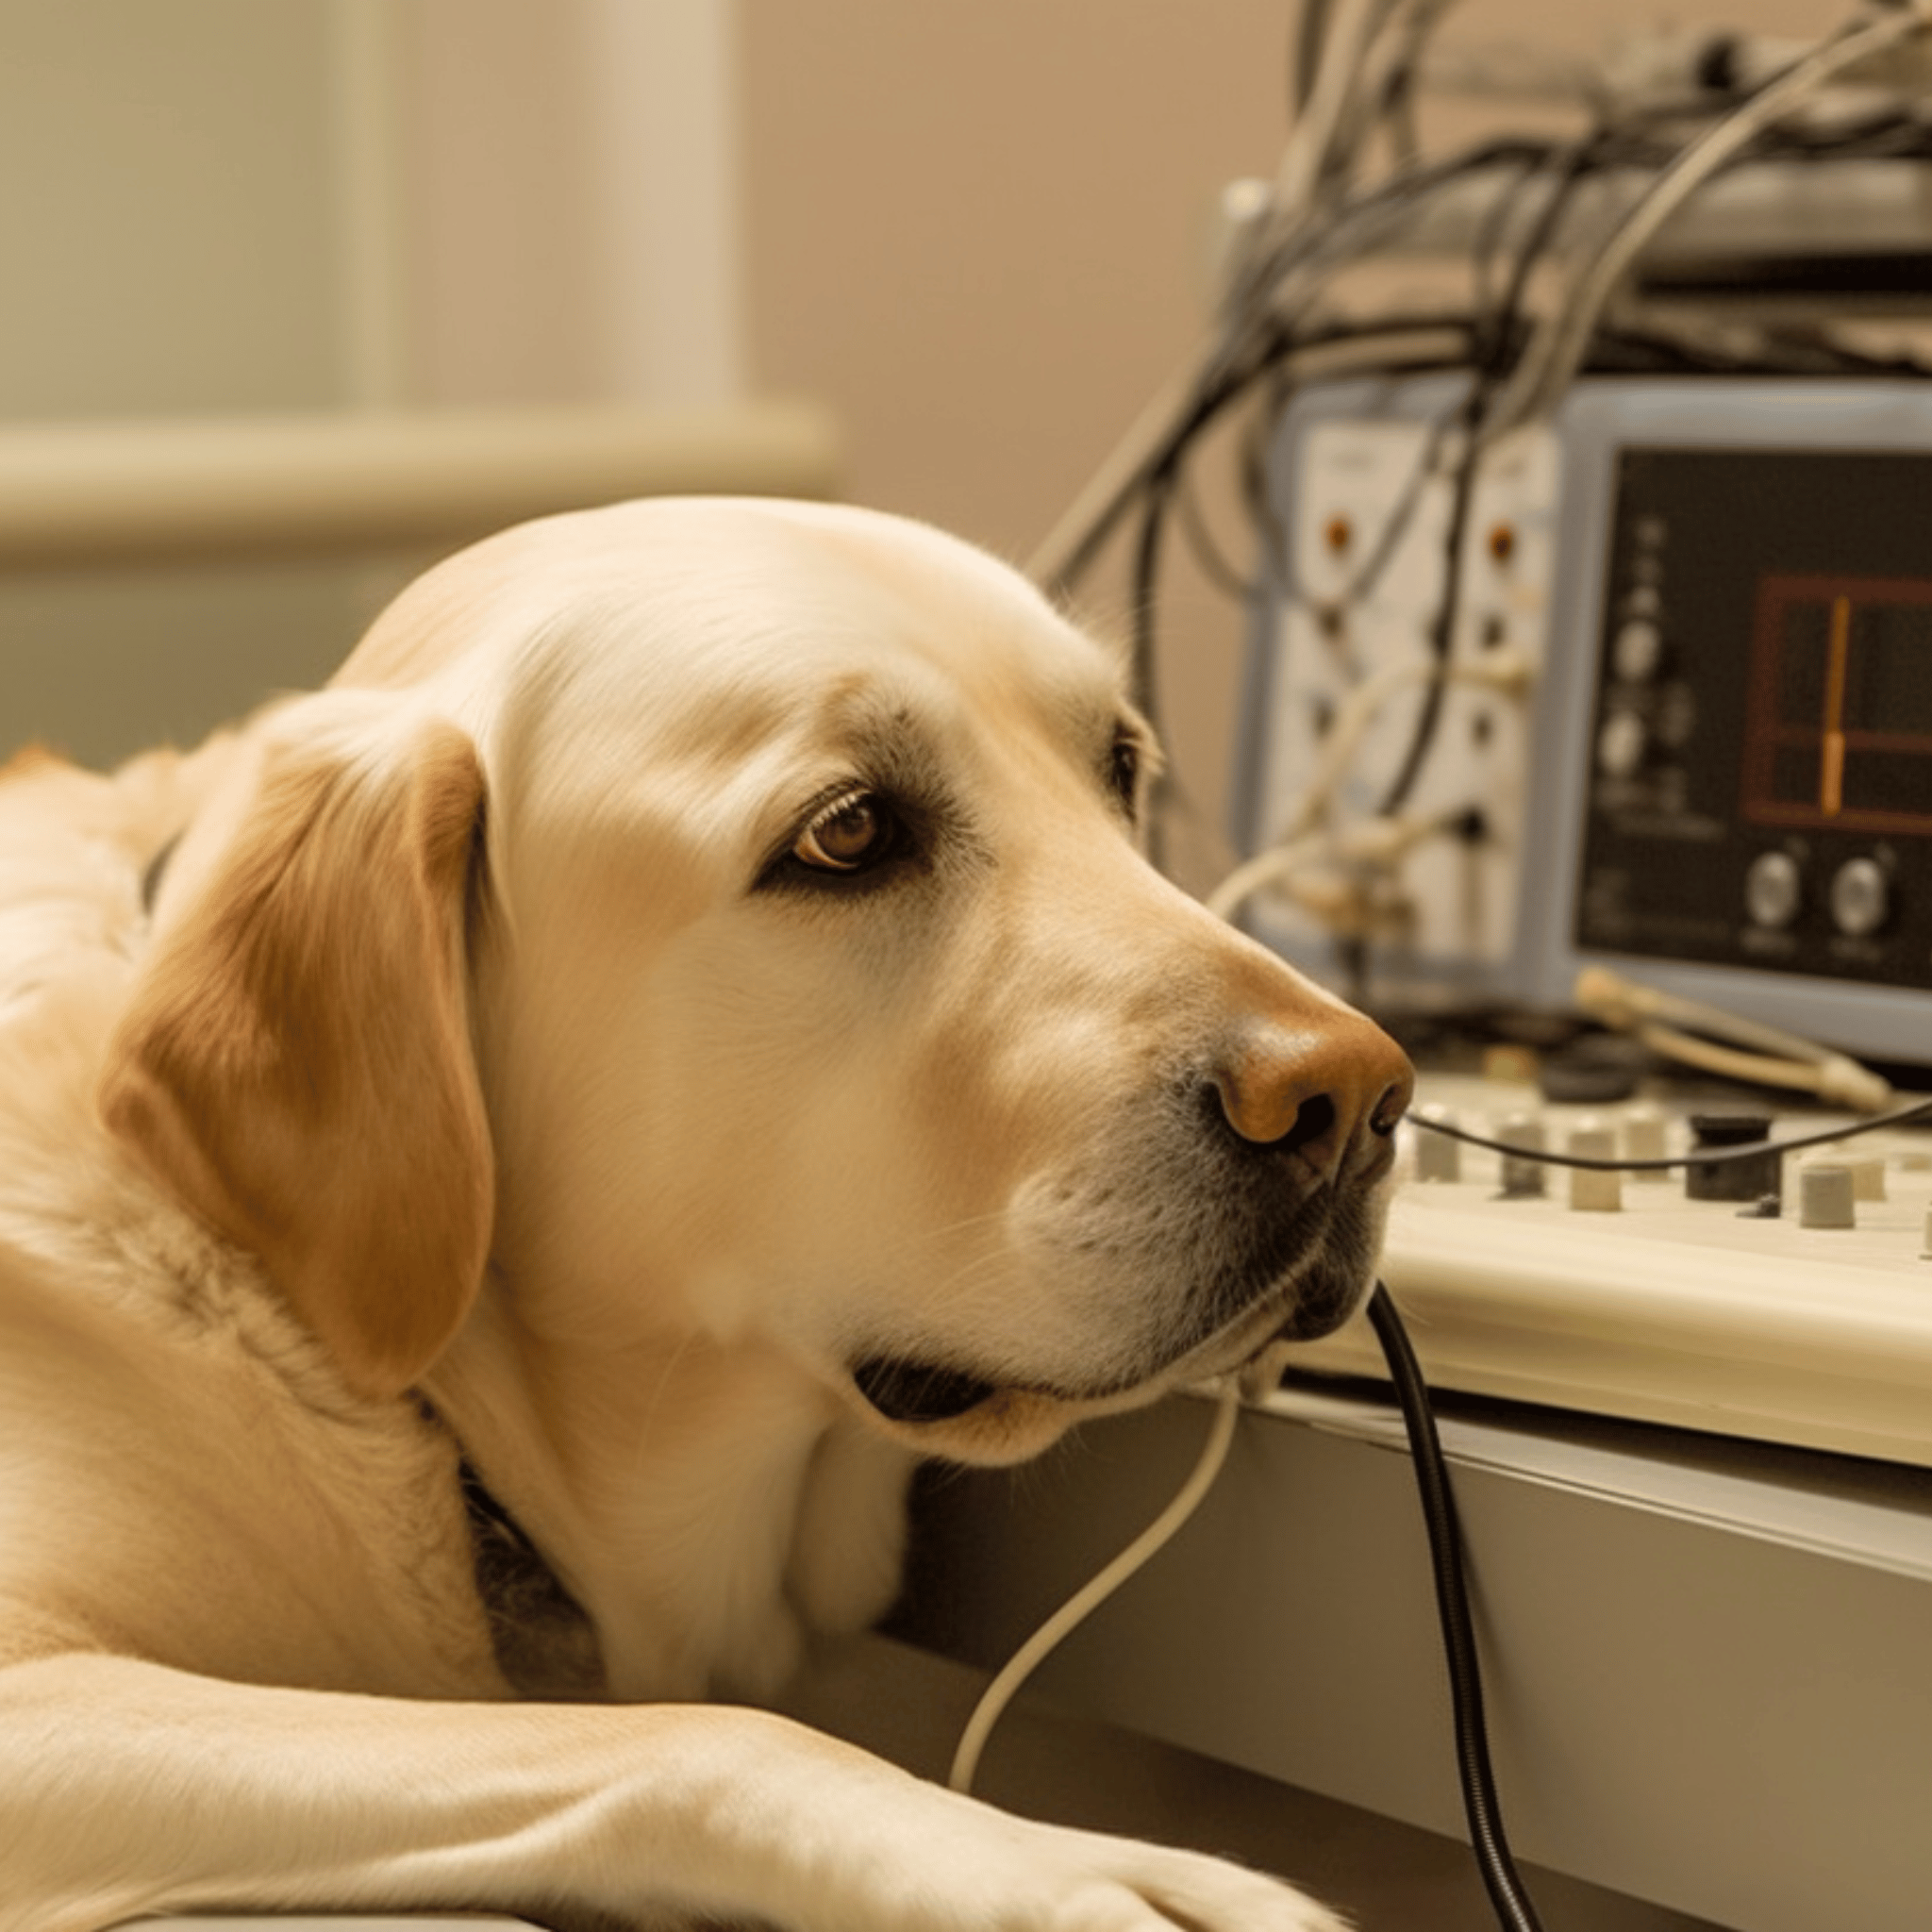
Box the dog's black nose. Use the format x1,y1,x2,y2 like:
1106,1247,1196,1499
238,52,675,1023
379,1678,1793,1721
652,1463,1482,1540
1209,1011,1412,1179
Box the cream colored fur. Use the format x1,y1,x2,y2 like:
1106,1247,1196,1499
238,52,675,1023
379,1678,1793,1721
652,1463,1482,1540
0,498,1410,1931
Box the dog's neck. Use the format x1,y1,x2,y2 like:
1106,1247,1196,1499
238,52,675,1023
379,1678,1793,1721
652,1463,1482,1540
425,1278,917,1705
452,1441,606,1700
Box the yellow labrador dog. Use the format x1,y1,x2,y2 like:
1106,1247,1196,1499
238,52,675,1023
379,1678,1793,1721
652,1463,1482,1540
0,498,1411,1932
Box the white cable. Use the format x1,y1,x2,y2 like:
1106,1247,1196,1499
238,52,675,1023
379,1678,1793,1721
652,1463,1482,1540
950,637,1465,1789
948,1380,1241,1795
1205,835,1329,924
1268,0,1390,230
1487,0,1932,439
1326,0,1462,183
1574,963,1895,1111
1024,340,1222,588
1024,324,1474,591
1281,658,1435,846
1027,0,1466,591
1627,1023,1889,1108
1207,641,1531,941
1576,963,1844,1066
1277,646,1534,849
1206,810,1460,928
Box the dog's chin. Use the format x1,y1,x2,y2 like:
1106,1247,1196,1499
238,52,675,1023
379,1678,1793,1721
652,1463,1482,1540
846,1221,1383,1465
1166,1241,1379,1384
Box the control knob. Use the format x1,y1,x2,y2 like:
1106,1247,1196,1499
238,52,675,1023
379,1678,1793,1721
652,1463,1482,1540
1744,851,1803,931
1829,857,1890,938
1686,1114,1779,1203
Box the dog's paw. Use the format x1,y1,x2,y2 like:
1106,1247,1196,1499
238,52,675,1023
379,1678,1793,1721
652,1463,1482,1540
1021,1830,1350,1932
855,1799,1351,1932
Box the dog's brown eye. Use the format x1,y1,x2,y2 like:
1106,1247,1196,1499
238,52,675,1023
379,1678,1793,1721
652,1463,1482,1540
1110,737,1141,810
793,794,891,872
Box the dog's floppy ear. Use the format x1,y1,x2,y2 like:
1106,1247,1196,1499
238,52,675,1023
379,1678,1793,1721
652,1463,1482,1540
100,715,493,1400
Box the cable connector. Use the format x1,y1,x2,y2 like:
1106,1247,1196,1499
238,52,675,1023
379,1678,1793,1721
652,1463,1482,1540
1573,963,1895,1111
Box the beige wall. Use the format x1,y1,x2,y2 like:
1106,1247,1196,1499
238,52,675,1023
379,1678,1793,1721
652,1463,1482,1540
0,0,747,765
0,0,363,764
0,0,1852,790
742,0,1291,563
391,0,745,408
0,0,344,422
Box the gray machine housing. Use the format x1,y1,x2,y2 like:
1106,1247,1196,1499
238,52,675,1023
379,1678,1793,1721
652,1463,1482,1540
1235,375,1932,1062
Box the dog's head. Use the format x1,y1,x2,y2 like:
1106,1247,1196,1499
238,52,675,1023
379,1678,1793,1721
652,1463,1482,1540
102,499,1409,1466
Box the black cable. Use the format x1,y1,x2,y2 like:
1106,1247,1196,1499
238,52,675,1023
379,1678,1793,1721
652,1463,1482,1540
1076,66,1932,858
1173,452,1261,603
1371,125,1618,821
1127,470,1172,726
1053,92,1932,597
1367,1281,1546,1932
1277,380,1474,627
1369,391,1480,817
1363,1087,1932,1931
1049,135,1593,591
1410,1095,1932,1171
1124,309,1486,858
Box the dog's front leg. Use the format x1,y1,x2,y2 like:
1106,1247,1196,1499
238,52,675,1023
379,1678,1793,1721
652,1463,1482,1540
3,1651,1348,1932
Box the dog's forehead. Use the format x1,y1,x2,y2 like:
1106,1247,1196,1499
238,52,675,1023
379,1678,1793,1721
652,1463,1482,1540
337,502,1136,873
347,499,1119,726
595,501,1119,713
435,501,1128,763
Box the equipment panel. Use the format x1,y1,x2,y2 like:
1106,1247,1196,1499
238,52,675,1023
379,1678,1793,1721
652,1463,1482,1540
1575,444,1932,996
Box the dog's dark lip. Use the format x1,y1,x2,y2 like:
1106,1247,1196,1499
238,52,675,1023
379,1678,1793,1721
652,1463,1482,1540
851,1357,1002,1425
851,1258,1342,1426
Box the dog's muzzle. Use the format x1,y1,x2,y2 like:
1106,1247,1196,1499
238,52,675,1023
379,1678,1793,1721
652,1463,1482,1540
849,1017,1411,1430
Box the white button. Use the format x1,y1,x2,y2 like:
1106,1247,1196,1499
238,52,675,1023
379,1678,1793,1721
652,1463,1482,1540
1829,858,1890,939
1613,618,1664,682
1597,709,1646,778
1498,1113,1547,1197
1744,851,1803,930
1622,1104,1670,1181
1798,1163,1856,1229
1568,1121,1621,1212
